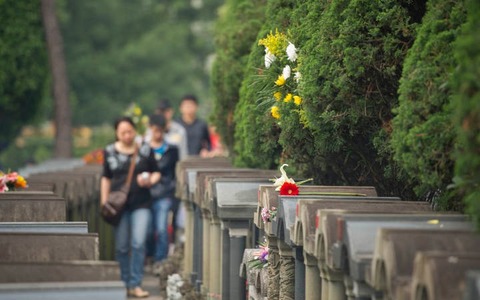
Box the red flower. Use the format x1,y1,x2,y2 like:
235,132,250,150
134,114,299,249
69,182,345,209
279,182,299,196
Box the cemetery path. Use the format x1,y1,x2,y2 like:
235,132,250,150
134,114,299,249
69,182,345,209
139,274,163,300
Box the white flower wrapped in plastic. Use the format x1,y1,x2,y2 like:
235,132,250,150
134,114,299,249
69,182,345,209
272,164,295,191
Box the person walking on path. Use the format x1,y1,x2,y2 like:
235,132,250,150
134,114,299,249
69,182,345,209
154,99,188,160
144,99,188,256
100,116,161,298
176,94,211,156
147,114,179,275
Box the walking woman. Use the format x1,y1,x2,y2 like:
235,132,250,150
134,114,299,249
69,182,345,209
100,116,160,298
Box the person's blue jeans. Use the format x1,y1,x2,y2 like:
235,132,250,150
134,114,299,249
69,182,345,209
115,208,150,289
151,198,172,262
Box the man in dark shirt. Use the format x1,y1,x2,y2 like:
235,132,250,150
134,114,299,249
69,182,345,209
177,94,211,156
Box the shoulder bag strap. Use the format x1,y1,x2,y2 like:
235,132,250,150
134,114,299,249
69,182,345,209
125,145,138,188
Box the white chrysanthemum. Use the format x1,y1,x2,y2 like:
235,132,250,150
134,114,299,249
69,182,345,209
286,42,298,62
282,65,291,80
264,49,276,69
294,71,301,83
166,273,185,300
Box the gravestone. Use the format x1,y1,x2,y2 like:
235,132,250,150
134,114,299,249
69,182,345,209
0,261,120,283
370,229,480,300
0,222,87,234
328,214,473,300
0,192,66,222
0,232,99,262
212,178,271,300
410,251,480,300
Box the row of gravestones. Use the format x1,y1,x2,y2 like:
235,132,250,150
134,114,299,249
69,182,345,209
175,156,480,300
0,160,125,299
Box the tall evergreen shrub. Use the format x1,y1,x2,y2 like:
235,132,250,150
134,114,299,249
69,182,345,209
391,0,466,206
452,0,480,228
233,0,296,168
270,0,328,178
295,0,425,195
210,0,266,152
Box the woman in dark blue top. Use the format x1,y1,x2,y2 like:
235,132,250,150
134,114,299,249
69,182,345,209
147,114,179,274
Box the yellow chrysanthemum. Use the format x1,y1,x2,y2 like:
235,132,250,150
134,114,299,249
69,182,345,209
293,95,302,106
274,92,282,101
284,93,293,103
275,75,286,86
134,107,142,116
258,29,288,57
271,106,280,119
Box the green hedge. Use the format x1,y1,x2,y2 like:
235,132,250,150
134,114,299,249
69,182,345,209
392,0,466,207
211,0,479,213
230,0,426,194
210,0,266,152
290,0,424,196
452,0,480,228
270,1,327,179
233,0,296,169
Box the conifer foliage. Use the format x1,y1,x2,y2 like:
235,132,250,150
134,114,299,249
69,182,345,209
210,0,267,153
451,0,480,228
233,0,296,168
392,0,467,207
210,0,478,219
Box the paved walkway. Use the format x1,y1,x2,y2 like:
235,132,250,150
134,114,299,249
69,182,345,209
134,273,164,300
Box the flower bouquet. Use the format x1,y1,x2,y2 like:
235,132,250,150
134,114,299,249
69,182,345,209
272,163,368,196
261,206,277,223
255,29,302,120
247,243,269,269
0,171,28,192
271,164,312,196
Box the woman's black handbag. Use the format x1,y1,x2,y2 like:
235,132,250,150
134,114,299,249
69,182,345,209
101,147,137,226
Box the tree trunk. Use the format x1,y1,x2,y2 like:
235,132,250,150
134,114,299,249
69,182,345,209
41,0,72,158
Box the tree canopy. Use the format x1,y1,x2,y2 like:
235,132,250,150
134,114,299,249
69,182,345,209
60,0,222,125
0,0,48,152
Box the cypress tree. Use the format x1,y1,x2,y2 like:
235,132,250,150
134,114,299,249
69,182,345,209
210,0,266,153
392,0,467,206
233,0,296,168
297,0,425,195
272,0,328,178
451,0,480,228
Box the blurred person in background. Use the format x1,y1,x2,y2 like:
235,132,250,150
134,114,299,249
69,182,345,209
176,94,211,157
144,99,188,265
153,99,188,160
147,114,179,275
203,125,227,157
